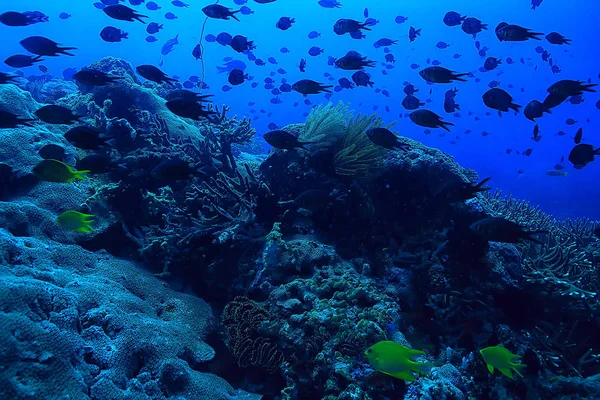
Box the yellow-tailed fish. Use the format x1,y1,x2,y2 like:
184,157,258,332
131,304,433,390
56,211,95,233
33,159,89,183
479,345,526,379
365,340,431,381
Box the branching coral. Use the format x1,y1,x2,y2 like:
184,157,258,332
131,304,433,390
200,104,255,171
480,190,599,311
222,296,285,373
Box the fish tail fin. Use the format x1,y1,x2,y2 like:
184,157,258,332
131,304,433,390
439,121,454,132
321,85,333,93
165,77,178,87
475,177,492,189
529,32,543,40
134,14,149,24
594,148,600,156
298,141,315,150
481,24,488,30
513,363,527,378
525,230,548,244
582,83,598,93
20,118,36,127
33,55,44,62
58,47,77,56
231,10,241,22
452,73,469,82
509,103,522,113
73,170,90,181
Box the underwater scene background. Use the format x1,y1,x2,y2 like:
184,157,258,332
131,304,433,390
0,0,599,399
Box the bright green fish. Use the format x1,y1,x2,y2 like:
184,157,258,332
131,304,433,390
364,340,431,381
480,345,527,380
33,159,89,183
56,211,95,233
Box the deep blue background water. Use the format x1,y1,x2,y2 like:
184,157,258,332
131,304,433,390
1,0,599,220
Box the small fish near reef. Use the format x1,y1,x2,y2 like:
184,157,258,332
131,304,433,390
364,341,431,381
480,345,526,380
56,211,95,233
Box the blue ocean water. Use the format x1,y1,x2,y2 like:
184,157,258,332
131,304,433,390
1,0,598,219
2,1,600,400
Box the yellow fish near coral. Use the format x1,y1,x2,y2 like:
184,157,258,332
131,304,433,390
364,340,431,381
33,159,89,183
480,345,527,379
57,211,95,233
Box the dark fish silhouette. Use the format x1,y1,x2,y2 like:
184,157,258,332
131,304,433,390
20,36,76,56
73,69,122,86
471,217,547,244
103,5,148,24
136,65,178,86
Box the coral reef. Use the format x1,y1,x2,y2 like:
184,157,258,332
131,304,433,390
2,61,599,400
0,229,260,400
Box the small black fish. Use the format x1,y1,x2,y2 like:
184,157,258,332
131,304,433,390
263,130,313,150
166,90,213,103
64,126,114,150
4,54,44,68
0,72,18,85
409,109,454,131
548,80,597,97
574,127,583,144
228,68,247,85
230,35,255,52
35,105,83,125
292,79,332,96
39,144,66,161
165,99,216,121
546,32,571,45
100,26,128,42
524,100,550,121
436,178,491,203
20,36,76,57
471,217,547,244
366,128,409,151
0,110,35,128
402,95,425,110
335,51,375,70
443,11,466,27
419,66,468,84
532,125,541,142
136,65,177,86
76,154,123,174
334,19,371,35
495,23,543,42
73,69,121,86
0,11,48,27
103,5,148,24
482,88,521,113
569,144,600,169
151,159,206,181
202,5,240,21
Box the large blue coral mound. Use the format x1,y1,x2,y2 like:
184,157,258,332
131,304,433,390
0,230,260,400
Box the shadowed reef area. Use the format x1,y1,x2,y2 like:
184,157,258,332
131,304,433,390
1,57,599,400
